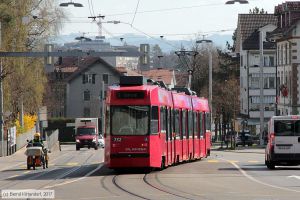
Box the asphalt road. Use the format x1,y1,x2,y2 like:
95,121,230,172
0,145,300,200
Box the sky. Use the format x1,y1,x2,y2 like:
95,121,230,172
59,0,290,41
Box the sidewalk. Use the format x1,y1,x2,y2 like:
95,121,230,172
0,146,27,171
212,142,266,151
0,141,61,172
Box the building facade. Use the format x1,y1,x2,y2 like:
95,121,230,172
270,2,300,115
236,14,278,133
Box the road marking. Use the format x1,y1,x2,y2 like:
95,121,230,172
248,160,259,163
7,174,19,179
66,162,79,166
44,164,103,189
23,171,31,174
288,175,300,180
207,160,219,163
228,160,239,163
224,159,300,193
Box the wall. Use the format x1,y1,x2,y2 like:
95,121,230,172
16,127,36,151
66,62,120,118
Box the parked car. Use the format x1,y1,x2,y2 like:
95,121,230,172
236,133,253,147
98,134,105,148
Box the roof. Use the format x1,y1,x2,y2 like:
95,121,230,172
236,14,277,52
55,56,123,83
115,67,142,76
141,68,175,85
270,1,300,39
275,1,300,15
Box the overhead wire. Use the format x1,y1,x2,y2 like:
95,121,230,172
66,0,242,19
105,2,223,17
120,21,180,49
131,0,140,26
87,0,94,16
90,0,96,16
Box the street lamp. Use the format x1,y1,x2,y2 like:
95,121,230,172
225,0,249,4
60,1,83,7
196,39,213,125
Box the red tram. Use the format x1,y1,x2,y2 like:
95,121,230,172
104,76,211,169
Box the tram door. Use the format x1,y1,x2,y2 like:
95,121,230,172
166,108,173,165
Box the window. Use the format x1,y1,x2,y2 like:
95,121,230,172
188,111,193,138
105,107,110,135
151,106,159,134
174,109,180,138
103,74,109,84
84,90,90,101
181,110,186,139
274,120,300,136
82,74,96,84
160,107,166,132
269,77,275,89
206,113,211,131
269,56,275,67
240,55,243,67
111,105,150,135
199,112,203,137
169,109,172,140
264,77,268,88
250,77,259,89
83,107,90,117
194,112,198,138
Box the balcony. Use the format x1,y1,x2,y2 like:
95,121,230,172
249,88,276,96
248,65,276,74
249,110,275,118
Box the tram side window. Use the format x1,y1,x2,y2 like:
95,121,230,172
188,111,193,138
206,113,211,131
105,106,110,135
165,108,169,141
151,106,159,134
169,109,172,140
174,109,180,138
194,112,197,138
160,107,166,132
181,110,186,139
199,112,204,137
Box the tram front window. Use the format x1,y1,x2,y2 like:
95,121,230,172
111,106,149,135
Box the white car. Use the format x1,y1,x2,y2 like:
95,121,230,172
98,134,105,148
265,115,300,169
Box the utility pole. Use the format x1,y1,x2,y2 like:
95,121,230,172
101,81,105,135
88,14,105,38
196,38,213,129
259,30,265,145
0,22,4,157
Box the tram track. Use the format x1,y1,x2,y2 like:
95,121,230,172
111,171,201,200
0,149,97,190
143,172,197,200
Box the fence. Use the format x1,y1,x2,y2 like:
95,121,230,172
46,129,59,151
16,127,36,151
0,127,36,157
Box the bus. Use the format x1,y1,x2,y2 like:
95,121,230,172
265,115,300,169
104,76,211,170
